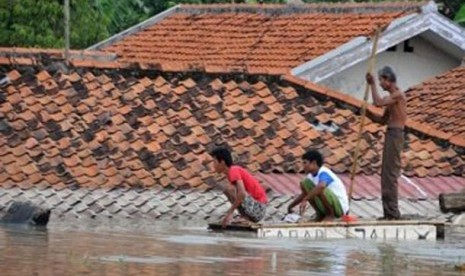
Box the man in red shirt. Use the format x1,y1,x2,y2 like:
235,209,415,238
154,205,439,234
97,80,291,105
210,148,268,227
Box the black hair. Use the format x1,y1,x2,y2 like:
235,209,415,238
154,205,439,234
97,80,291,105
210,147,233,167
302,150,323,167
378,66,397,83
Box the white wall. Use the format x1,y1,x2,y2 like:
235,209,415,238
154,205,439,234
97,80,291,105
320,36,460,101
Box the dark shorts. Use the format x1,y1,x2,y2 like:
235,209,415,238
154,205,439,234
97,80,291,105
238,196,267,222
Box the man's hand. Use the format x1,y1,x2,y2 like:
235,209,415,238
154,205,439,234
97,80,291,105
287,206,294,214
366,73,375,85
222,212,233,228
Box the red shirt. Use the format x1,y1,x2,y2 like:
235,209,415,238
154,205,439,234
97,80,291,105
227,165,267,204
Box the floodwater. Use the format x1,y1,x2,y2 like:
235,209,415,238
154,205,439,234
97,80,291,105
0,220,464,276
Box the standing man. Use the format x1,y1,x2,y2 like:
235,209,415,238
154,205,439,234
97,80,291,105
366,66,407,220
210,147,268,227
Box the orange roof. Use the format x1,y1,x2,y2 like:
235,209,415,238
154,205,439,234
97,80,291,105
406,66,465,147
100,2,423,74
0,67,463,191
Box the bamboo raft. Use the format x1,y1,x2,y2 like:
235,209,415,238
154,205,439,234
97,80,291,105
208,220,445,241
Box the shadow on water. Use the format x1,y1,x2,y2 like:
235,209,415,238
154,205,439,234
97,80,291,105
0,220,463,275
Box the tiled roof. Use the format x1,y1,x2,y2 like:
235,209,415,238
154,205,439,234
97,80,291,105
0,186,455,222
283,74,465,149
406,66,465,146
257,173,465,200
100,2,423,74
1,67,464,193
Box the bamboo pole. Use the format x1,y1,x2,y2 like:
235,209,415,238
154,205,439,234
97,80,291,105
347,27,381,206
64,0,70,65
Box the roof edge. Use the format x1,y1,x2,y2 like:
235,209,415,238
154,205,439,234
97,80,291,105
292,11,428,81
428,11,465,48
179,2,425,15
282,74,465,149
87,4,181,51
0,47,118,70
1,51,287,75
0,47,116,61
292,7,465,82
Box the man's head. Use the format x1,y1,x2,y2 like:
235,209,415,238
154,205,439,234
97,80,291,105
210,147,233,174
302,150,323,175
378,66,397,92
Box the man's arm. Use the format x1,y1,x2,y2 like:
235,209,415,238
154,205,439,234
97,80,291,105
222,180,246,227
287,184,307,213
228,180,246,212
222,182,236,203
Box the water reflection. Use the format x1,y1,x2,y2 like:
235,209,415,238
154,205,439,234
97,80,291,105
0,221,463,275
0,225,49,275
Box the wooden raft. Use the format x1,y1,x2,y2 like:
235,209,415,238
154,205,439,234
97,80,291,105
208,220,445,241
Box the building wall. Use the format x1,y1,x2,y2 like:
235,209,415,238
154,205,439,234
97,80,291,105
320,36,460,101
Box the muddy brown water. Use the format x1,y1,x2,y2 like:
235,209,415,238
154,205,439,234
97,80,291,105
0,219,463,275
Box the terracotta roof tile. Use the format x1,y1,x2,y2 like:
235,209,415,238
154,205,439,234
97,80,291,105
0,67,463,192
101,2,420,74
450,135,465,148
406,66,465,139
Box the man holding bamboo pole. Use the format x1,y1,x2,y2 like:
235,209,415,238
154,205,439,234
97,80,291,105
366,66,407,220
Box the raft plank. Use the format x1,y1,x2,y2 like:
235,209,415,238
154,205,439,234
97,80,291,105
208,222,258,232
209,220,445,240
263,220,444,228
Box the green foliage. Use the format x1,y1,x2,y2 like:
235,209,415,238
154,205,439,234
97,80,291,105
70,0,111,49
454,3,465,26
0,0,110,49
99,0,150,37
0,0,63,48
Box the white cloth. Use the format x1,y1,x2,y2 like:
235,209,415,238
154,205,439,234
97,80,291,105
283,213,301,223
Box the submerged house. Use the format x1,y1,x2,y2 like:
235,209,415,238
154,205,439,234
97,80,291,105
0,1,464,222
